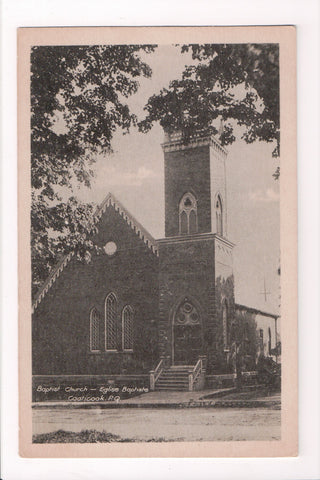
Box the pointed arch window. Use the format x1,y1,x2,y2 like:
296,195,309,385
268,327,272,355
179,193,198,235
90,308,101,351
105,292,117,351
222,299,229,348
180,210,188,234
122,305,134,351
230,322,237,343
259,329,264,353
244,322,250,342
215,195,223,236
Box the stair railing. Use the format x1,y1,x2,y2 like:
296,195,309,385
149,359,164,391
188,358,202,391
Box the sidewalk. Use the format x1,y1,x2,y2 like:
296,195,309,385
32,388,281,409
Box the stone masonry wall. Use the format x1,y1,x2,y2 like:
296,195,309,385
158,238,216,366
211,237,235,373
164,145,212,237
32,206,159,376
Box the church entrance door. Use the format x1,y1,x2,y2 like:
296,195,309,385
173,324,202,364
172,298,203,365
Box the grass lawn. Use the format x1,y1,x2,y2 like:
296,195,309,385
33,429,175,443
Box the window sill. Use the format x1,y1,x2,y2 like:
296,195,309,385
88,351,134,355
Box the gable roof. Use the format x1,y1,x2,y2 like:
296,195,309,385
95,192,158,256
32,192,158,312
235,303,279,319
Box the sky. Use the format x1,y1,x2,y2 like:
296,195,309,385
75,45,280,315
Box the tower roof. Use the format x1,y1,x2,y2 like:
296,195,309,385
161,130,227,158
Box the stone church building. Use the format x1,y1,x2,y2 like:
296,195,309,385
32,131,279,391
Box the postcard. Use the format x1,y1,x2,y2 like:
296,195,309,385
18,25,297,457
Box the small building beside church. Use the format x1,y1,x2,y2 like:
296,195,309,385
32,131,279,392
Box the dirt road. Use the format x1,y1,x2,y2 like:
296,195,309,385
33,407,280,441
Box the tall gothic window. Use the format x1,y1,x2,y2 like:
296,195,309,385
215,195,223,236
180,210,188,235
122,305,134,351
268,327,272,355
90,308,100,351
222,300,229,348
230,322,236,343
105,292,117,351
179,193,198,235
244,322,250,341
259,329,264,353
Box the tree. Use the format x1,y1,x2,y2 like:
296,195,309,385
31,45,155,296
139,43,279,170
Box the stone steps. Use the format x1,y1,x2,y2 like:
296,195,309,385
155,366,192,391
156,379,189,385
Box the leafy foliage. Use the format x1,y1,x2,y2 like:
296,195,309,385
256,355,281,388
31,45,155,296
31,43,279,297
229,310,259,376
139,43,279,160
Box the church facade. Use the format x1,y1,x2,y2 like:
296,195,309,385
32,131,279,390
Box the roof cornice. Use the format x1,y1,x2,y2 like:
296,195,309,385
161,131,228,158
32,252,74,312
157,232,235,248
95,192,159,257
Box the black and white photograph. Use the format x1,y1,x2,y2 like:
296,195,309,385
17,26,297,457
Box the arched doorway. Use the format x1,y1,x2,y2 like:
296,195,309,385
172,298,203,365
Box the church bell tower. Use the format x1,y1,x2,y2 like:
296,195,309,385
163,130,228,238
157,130,235,372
